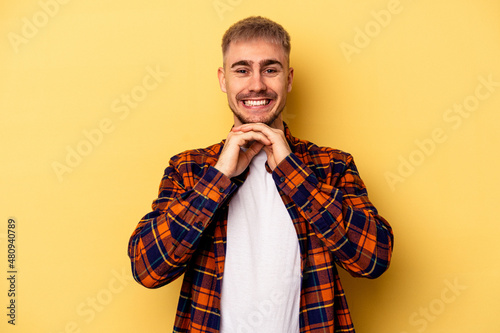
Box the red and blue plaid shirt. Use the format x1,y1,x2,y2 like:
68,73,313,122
128,123,393,332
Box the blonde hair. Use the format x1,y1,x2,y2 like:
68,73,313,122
221,16,291,62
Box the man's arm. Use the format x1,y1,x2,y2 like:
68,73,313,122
273,152,393,278
128,156,236,288
128,126,276,289
230,123,392,278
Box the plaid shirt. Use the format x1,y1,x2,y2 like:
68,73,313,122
128,124,393,332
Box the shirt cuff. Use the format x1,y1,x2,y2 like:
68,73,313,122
272,153,317,199
191,165,238,220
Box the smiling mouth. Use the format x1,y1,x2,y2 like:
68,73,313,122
242,99,271,106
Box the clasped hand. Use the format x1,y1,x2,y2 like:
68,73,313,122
214,123,292,178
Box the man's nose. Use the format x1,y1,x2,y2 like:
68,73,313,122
248,72,267,92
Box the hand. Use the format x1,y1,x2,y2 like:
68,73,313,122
214,129,270,178
231,123,292,171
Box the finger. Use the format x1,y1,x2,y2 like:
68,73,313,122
262,146,277,169
236,126,289,155
232,130,272,147
233,124,284,145
243,141,265,159
232,123,269,133
262,145,273,159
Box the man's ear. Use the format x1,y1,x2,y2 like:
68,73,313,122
218,67,227,93
287,67,294,92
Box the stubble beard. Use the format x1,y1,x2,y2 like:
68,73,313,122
230,105,283,127
229,94,287,127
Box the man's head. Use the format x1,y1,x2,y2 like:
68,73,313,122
218,16,294,129
221,16,291,67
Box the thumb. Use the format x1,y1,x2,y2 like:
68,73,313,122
243,141,265,160
262,146,276,170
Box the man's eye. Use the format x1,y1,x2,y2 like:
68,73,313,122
236,69,247,74
264,68,277,74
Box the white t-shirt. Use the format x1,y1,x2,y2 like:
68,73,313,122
220,150,301,333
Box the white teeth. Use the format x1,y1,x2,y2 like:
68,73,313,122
244,99,269,106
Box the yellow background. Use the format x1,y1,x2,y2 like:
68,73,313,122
1,0,499,332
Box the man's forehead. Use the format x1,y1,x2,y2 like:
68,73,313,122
224,38,288,66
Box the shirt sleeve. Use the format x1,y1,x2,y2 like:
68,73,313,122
128,159,237,288
272,152,393,279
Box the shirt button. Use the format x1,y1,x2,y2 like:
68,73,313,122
214,308,220,314
219,187,224,192
195,222,203,228
280,176,286,182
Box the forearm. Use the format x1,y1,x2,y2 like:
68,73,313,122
273,153,393,278
128,165,235,288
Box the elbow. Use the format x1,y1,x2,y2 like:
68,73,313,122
135,279,157,289
130,262,154,289
364,260,391,279
346,241,393,279
365,226,394,279
346,259,391,279
128,248,166,289
365,244,393,279
128,238,166,289
130,263,167,289
367,245,393,279
130,258,184,289
136,279,162,290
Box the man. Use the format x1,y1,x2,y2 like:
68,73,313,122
128,16,393,333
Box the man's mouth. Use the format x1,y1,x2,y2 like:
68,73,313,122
242,99,271,107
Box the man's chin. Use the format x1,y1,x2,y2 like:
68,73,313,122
231,108,282,127
236,115,278,127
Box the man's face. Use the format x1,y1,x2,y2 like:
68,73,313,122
218,38,294,129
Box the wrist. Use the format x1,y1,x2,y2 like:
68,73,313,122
214,162,232,178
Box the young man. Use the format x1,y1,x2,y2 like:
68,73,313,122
128,16,393,333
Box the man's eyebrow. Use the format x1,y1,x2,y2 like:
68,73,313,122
230,60,253,68
230,59,284,69
260,59,283,68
